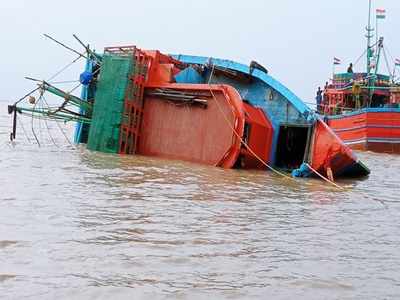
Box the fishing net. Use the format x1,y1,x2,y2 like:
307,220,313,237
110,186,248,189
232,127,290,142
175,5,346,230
87,54,133,153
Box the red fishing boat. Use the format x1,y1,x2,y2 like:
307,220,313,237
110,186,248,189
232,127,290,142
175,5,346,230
8,38,370,180
319,0,400,154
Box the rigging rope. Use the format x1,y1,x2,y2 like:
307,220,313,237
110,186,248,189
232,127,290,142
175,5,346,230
208,84,386,204
66,66,100,95
14,87,41,106
380,49,396,154
48,80,80,85
42,95,75,148
40,98,59,148
384,46,398,81
207,63,344,189
13,55,83,106
305,163,344,189
31,99,41,147
207,64,290,178
211,86,292,179
353,40,380,68
17,114,31,144
382,47,392,79
353,48,368,68
47,56,82,82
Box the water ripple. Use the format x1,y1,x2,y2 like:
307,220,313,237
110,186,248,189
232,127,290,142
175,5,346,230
1,112,400,299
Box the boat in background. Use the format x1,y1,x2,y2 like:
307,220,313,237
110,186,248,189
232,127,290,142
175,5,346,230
8,40,370,180
320,0,400,153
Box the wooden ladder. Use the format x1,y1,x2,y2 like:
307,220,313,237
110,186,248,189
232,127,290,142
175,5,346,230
119,47,150,155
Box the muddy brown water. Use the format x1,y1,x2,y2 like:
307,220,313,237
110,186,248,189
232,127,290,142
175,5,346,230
0,110,399,299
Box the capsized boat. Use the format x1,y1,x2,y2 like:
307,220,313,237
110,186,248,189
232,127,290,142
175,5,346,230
8,42,370,179
319,0,400,153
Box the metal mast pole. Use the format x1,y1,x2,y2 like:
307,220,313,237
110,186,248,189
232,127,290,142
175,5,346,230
376,13,379,55
366,0,373,75
366,0,375,106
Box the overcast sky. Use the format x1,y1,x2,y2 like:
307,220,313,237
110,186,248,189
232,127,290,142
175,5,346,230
1,0,399,104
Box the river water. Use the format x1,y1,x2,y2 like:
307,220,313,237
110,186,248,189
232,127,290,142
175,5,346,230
0,109,399,299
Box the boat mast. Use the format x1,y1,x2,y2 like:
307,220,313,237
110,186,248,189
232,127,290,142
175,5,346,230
365,0,376,106
375,37,383,76
366,0,374,75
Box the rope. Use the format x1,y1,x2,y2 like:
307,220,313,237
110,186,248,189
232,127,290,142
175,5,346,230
68,82,82,94
304,163,344,189
206,62,347,189
353,48,368,68
13,55,83,106
378,51,397,155
385,44,395,65
66,65,101,95
17,114,31,143
353,40,378,68
39,98,59,148
384,46,398,81
48,80,80,85
42,95,75,148
210,87,292,179
31,99,41,147
13,87,41,106
207,64,304,180
47,56,82,82
382,47,392,79
38,99,44,143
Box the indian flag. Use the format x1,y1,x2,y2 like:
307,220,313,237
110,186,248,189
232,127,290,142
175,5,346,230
395,59,400,66
333,57,341,65
376,9,386,19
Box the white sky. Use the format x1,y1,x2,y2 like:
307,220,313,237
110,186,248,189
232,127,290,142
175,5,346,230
1,0,399,104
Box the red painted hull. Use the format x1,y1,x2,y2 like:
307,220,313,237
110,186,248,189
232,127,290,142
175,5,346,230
139,84,245,168
138,83,274,169
327,110,400,154
310,118,365,177
113,47,369,177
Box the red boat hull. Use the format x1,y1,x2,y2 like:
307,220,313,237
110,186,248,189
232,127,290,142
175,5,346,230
96,47,369,178
309,118,367,178
138,83,274,169
327,110,400,154
138,84,245,168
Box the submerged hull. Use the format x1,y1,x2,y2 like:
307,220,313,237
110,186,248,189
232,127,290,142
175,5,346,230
326,109,400,154
10,44,370,180
82,47,370,178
